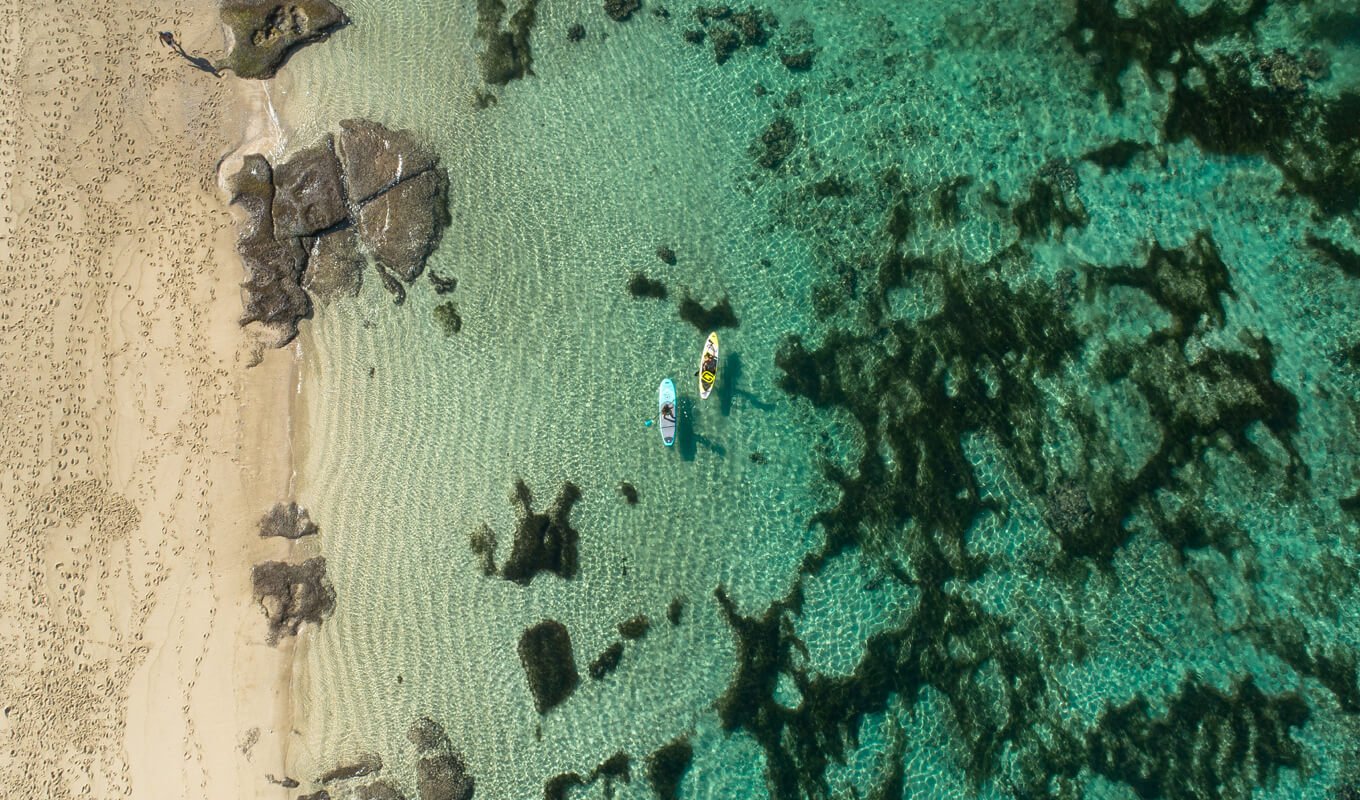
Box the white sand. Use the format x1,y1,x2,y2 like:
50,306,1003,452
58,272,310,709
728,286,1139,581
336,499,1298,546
0,1,309,797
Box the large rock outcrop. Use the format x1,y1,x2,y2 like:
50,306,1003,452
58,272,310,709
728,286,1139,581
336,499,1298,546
218,0,348,79
251,557,336,644
229,121,449,346
518,620,579,713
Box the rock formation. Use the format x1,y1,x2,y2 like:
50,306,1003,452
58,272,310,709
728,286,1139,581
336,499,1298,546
218,0,348,79
251,557,335,644
257,501,319,539
518,620,579,713
229,121,450,346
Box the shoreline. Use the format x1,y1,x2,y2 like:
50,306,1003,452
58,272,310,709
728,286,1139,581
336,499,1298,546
0,0,306,797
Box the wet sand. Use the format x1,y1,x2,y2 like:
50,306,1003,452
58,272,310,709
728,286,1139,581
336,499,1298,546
0,1,302,797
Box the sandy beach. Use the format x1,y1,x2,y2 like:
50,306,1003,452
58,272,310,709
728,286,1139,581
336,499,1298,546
0,1,304,797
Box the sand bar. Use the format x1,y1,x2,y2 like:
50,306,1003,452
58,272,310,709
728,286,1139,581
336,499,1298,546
0,0,305,797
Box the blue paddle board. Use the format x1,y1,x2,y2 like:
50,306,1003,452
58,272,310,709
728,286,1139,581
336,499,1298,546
658,379,676,447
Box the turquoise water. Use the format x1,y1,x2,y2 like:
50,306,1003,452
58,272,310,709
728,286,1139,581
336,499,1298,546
273,0,1360,797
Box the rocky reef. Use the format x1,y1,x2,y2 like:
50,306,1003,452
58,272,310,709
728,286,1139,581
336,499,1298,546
218,0,347,79
256,501,318,539
251,557,335,644
518,619,579,713
229,121,450,347
627,273,667,299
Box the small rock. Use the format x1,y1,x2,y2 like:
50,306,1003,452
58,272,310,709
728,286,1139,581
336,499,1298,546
567,23,586,41
682,28,705,44
588,641,624,679
618,482,639,505
320,753,382,784
666,597,684,625
257,502,319,539
655,246,676,265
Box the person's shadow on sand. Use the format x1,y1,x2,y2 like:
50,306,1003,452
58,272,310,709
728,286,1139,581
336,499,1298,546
159,31,221,77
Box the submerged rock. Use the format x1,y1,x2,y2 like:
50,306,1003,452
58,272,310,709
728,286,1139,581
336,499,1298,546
655,246,676,264
567,23,586,41
320,752,382,783
618,614,650,640
218,0,347,79
666,596,684,625
588,641,624,679
678,293,739,330
356,169,450,282
604,0,640,21
751,115,796,168
646,738,692,800
405,717,475,800
500,480,582,584
476,0,540,86
257,501,319,539
336,119,441,205
355,781,403,800
434,302,463,336
252,557,336,644
304,228,364,303
272,135,348,238
618,481,639,504
468,523,498,576
518,619,579,713
627,273,667,299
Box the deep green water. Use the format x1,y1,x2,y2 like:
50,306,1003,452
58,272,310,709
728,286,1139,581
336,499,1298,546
276,0,1360,797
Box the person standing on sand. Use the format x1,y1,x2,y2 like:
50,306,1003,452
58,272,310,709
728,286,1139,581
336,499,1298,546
158,30,221,77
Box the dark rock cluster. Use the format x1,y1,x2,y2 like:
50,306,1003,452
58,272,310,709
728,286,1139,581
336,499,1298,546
217,0,347,79
518,619,579,713
257,501,319,539
251,557,335,644
229,121,449,346
587,641,624,680
686,5,777,64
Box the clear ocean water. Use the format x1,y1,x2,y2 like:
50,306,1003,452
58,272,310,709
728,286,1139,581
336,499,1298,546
273,0,1360,797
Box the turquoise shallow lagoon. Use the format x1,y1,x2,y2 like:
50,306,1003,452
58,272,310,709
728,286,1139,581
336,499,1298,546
273,0,1360,797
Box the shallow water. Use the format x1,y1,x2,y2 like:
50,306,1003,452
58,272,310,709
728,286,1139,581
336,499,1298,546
277,0,1360,797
